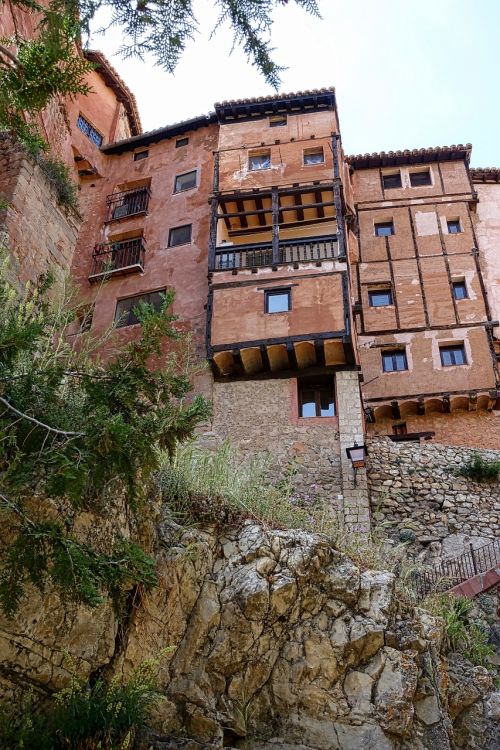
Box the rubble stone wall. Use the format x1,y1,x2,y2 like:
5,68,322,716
0,135,80,285
368,437,500,543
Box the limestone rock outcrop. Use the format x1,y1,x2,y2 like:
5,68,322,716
0,521,497,749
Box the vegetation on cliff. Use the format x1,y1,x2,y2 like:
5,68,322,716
0,256,209,617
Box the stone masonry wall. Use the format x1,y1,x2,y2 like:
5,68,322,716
0,135,81,285
368,437,500,544
209,377,343,515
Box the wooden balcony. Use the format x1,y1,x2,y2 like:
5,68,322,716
105,187,150,222
212,235,340,271
89,238,145,282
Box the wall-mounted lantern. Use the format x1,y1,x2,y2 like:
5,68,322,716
346,442,368,469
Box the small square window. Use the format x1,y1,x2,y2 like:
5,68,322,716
168,224,192,247
303,147,325,166
265,288,291,313
374,221,394,237
298,377,335,418
410,170,432,187
115,290,166,328
176,137,189,148
452,280,468,300
447,219,461,234
269,115,287,127
249,151,271,171
134,150,149,161
369,288,393,307
440,344,467,367
382,349,408,372
174,170,197,193
382,172,402,189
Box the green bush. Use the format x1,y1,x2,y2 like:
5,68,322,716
0,656,164,749
36,154,79,209
457,453,500,482
425,594,494,667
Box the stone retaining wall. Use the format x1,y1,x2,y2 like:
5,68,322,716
367,437,500,543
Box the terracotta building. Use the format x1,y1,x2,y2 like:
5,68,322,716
1,18,499,529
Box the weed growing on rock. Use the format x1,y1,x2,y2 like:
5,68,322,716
457,453,500,482
0,654,165,749
424,594,495,667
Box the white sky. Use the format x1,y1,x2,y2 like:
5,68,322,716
90,0,500,166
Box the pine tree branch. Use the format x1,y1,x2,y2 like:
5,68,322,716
0,396,84,437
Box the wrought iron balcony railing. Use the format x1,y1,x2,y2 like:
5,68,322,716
212,235,340,271
89,238,145,282
106,187,151,222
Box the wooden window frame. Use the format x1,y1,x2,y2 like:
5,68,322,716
168,224,192,247
382,172,402,189
439,344,467,367
269,115,287,127
409,169,432,187
176,137,189,148
298,377,336,418
264,288,291,314
248,150,271,171
114,289,166,328
452,280,468,300
76,114,103,147
173,169,197,194
447,219,462,234
369,288,393,307
133,150,149,161
303,147,325,166
382,349,408,373
374,221,395,237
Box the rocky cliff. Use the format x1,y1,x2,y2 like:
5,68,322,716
0,521,498,749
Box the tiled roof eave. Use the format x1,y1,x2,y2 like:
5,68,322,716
470,167,500,183
346,144,472,170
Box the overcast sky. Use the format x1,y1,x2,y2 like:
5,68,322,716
91,0,499,167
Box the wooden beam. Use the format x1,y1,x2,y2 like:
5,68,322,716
314,340,326,367
468,392,477,411
286,342,298,370
391,400,401,420
219,200,231,231
260,344,271,372
295,191,304,222
255,196,266,226
487,389,497,411
217,200,336,220
236,199,248,228
417,397,425,415
314,190,325,218
442,394,451,413
271,187,279,265
364,406,375,423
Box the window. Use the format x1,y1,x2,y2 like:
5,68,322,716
410,170,432,187
249,151,271,171
174,170,197,193
77,114,103,147
115,290,166,328
439,344,467,367
382,349,408,372
176,137,189,148
168,224,192,247
303,147,325,166
447,219,461,234
134,150,149,161
369,288,393,307
265,288,291,313
298,378,335,418
374,221,394,237
269,115,287,127
452,280,468,300
382,172,402,189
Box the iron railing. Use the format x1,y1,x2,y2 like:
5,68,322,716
89,238,145,281
213,235,339,270
414,538,500,598
106,187,150,222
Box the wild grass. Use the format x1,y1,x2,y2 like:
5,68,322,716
457,452,500,482
156,440,338,533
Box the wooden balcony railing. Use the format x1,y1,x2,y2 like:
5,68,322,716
89,238,146,282
106,187,150,222
212,235,340,271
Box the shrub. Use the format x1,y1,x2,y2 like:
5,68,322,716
36,154,79,209
424,594,495,667
0,656,164,749
457,453,500,482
